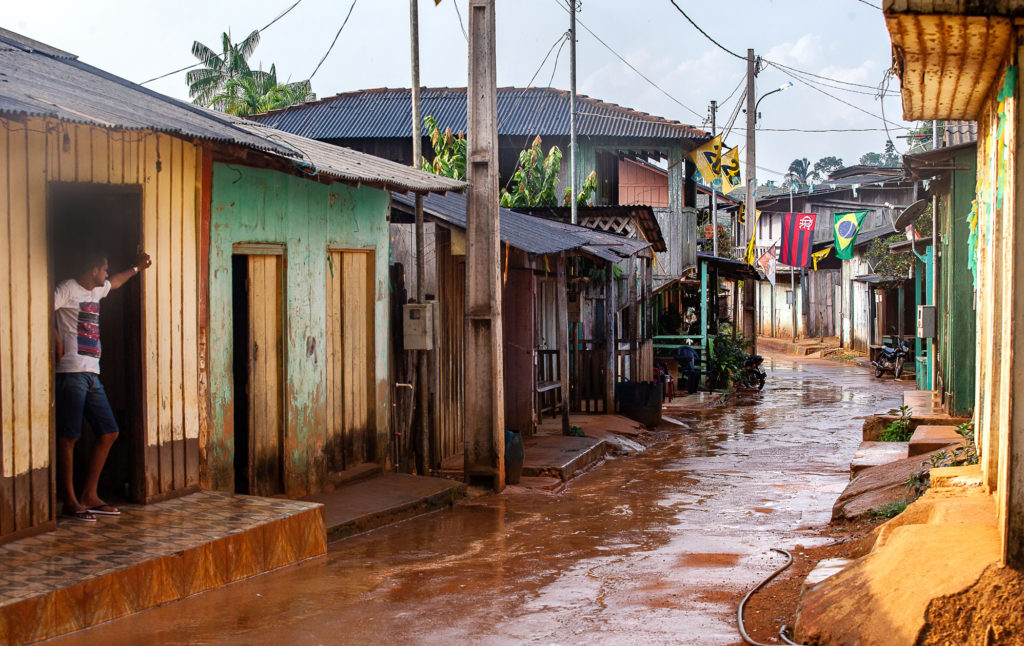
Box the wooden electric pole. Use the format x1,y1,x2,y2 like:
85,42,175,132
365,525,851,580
465,0,505,491
569,0,578,225
744,48,757,346
710,99,718,257
410,0,430,475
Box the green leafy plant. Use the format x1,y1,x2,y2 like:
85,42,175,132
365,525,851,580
868,500,908,521
930,421,979,468
707,334,751,389
568,425,585,438
499,137,563,208
421,115,466,180
880,405,913,442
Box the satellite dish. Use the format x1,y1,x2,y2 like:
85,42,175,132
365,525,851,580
892,199,928,231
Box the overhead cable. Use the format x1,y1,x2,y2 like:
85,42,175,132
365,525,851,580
768,61,909,129
666,0,746,60
309,0,359,80
140,0,305,85
551,0,704,119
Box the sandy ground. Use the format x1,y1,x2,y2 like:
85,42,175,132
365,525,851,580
49,355,911,645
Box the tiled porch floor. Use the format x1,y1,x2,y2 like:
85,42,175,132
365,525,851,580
0,490,325,644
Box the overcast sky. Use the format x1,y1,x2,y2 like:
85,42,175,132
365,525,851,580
6,0,914,181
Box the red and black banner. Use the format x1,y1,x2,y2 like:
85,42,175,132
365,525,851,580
780,212,817,267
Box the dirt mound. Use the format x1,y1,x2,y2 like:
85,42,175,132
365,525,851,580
916,563,1024,645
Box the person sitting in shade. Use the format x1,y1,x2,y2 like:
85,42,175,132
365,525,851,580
54,250,151,522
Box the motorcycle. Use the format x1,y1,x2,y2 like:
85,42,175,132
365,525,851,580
739,354,766,390
873,330,911,379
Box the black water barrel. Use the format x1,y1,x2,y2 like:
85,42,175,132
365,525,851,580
615,381,663,427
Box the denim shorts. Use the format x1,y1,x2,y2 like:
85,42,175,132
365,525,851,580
55,373,119,440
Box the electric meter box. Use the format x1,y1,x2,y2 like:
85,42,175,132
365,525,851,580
917,304,936,339
403,303,434,350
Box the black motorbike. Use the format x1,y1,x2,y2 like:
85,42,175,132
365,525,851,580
739,354,766,390
873,332,911,379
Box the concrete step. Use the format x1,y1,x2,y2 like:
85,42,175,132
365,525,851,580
522,435,610,482
850,441,909,478
908,425,966,457
304,472,466,542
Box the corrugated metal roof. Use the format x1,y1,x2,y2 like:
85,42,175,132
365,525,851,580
390,192,646,262
511,205,667,252
0,28,465,194
249,87,707,142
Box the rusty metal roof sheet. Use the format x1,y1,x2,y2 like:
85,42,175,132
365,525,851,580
390,192,644,262
885,11,1012,120
249,87,708,142
0,28,465,194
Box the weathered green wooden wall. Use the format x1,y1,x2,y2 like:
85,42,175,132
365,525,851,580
568,139,686,212
206,163,390,496
936,147,977,417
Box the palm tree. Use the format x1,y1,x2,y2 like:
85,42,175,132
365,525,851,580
214,65,315,117
186,30,261,109
787,157,811,186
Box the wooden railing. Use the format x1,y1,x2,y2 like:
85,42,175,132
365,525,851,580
536,349,563,418
569,338,607,413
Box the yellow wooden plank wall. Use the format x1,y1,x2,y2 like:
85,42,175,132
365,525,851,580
0,117,202,538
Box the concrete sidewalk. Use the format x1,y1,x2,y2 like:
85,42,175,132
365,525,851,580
304,472,465,542
757,335,838,356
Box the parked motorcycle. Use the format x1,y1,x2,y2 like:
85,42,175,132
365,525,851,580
739,354,766,391
873,330,911,379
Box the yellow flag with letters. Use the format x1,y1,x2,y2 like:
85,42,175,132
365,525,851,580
720,146,741,194
688,135,722,185
744,209,762,265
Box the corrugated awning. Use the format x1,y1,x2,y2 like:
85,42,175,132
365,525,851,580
884,8,1012,120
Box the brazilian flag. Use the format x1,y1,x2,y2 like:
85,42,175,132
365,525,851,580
833,211,867,259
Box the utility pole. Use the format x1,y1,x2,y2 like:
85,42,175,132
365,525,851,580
465,0,505,491
409,0,430,475
569,0,578,225
710,99,718,257
744,48,757,345
790,186,797,343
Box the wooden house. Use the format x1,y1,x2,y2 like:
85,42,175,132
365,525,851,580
0,28,462,542
390,192,650,469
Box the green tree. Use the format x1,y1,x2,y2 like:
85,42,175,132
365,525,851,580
860,141,902,168
421,115,466,180
786,157,811,185
187,30,262,109
214,65,314,116
811,155,843,182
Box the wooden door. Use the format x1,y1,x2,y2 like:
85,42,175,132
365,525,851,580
247,254,284,496
326,250,375,468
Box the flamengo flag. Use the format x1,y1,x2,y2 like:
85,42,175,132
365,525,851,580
780,212,817,267
757,244,778,286
688,135,722,185
833,210,867,259
720,146,742,194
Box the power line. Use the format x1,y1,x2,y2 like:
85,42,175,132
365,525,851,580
139,0,305,85
718,75,745,108
855,0,882,9
666,0,746,60
767,59,892,92
309,0,359,80
452,0,468,42
767,61,909,130
550,0,704,120
777,64,899,97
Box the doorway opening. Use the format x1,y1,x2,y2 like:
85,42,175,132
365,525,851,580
231,251,285,496
47,183,144,503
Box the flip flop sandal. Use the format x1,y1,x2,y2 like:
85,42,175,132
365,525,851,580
88,505,121,516
61,510,97,523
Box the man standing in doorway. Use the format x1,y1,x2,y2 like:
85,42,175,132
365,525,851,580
54,250,151,522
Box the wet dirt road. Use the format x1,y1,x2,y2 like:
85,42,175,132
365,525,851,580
55,356,910,645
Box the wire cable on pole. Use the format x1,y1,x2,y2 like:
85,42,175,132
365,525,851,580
139,0,305,85
767,61,908,129
550,0,704,119
767,59,893,92
667,0,746,60
452,0,468,42
855,0,882,9
309,0,359,80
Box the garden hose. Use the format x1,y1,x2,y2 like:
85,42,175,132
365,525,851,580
737,548,805,646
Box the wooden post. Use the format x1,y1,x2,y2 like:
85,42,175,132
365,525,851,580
464,0,504,491
556,253,571,435
605,259,617,413
628,257,638,381
743,48,758,349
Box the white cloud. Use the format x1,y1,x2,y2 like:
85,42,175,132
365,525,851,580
764,34,823,67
